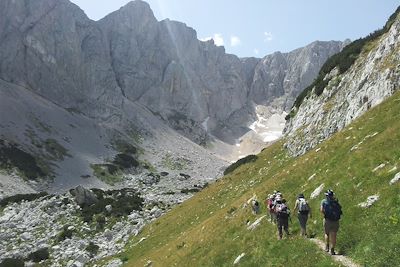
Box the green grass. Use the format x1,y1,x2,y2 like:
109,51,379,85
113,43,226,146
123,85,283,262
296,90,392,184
43,138,70,160
0,140,50,180
109,90,400,267
161,153,190,170
91,164,123,185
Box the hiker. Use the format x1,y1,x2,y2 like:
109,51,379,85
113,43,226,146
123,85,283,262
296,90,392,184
293,193,312,237
266,194,276,223
274,195,291,239
320,189,342,255
251,198,260,214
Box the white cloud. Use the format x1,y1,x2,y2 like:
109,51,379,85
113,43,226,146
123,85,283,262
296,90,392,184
254,49,259,55
213,33,224,46
200,33,224,46
264,31,273,42
230,35,241,47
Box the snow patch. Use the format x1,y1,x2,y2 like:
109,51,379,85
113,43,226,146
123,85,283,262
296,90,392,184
248,109,286,143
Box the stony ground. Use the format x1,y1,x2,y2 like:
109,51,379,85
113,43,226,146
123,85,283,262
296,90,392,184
0,169,211,267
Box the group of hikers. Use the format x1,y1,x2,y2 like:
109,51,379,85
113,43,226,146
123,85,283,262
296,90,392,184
250,189,342,255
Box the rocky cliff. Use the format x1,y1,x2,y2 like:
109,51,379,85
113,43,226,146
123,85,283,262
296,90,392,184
284,9,400,156
0,0,344,194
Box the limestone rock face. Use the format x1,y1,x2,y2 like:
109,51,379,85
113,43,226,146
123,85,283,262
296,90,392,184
0,0,121,118
284,15,400,156
250,41,346,111
0,0,343,143
0,0,344,192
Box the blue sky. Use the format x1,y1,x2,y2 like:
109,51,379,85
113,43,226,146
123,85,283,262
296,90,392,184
70,0,399,57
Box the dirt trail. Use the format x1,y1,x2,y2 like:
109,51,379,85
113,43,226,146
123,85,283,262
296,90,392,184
310,238,361,267
262,215,360,267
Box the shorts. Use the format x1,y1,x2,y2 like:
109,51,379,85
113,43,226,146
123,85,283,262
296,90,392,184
323,218,339,234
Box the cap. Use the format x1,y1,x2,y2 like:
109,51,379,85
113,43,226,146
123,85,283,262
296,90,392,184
325,189,334,197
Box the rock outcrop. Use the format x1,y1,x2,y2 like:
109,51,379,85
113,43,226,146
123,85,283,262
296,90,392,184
70,186,98,207
284,11,400,156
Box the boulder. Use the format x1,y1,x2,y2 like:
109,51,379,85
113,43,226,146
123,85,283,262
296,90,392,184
105,259,123,267
105,205,112,213
70,186,98,207
358,195,379,208
390,172,400,185
310,184,324,199
233,253,245,265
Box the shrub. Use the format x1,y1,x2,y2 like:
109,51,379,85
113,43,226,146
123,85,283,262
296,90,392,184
112,153,139,169
27,247,49,263
0,258,24,267
57,225,73,242
79,188,144,222
0,140,47,180
181,188,200,194
0,192,48,207
86,242,99,256
223,155,258,175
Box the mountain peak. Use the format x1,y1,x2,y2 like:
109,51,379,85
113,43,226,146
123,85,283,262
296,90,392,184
119,0,155,18
100,0,156,24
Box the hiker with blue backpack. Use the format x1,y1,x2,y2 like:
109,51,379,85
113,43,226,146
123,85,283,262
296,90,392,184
320,189,343,255
293,193,312,237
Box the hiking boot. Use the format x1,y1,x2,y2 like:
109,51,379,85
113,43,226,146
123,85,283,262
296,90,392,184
325,245,329,252
330,248,336,255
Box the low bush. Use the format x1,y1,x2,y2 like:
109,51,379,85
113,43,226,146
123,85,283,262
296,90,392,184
0,192,48,207
27,247,49,263
223,155,258,175
0,140,47,180
0,258,24,267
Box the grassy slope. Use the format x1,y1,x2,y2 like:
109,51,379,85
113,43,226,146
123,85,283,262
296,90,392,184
116,91,400,267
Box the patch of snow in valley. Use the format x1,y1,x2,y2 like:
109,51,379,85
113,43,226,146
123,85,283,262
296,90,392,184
248,108,287,143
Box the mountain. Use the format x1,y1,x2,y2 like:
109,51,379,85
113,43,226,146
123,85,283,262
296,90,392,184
0,0,343,195
1,1,399,266
100,8,400,267
284,7,400,156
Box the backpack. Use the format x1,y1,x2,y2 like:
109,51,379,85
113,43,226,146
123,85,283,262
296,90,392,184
267,198,274,210
323,199,342,221
298,198,310,214
253,200,259,207
275,203,289,219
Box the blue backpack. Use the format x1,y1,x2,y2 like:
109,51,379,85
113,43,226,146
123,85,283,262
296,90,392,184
324,199,342,221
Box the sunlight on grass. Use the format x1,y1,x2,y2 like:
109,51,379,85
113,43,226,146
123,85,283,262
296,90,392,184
112,91,400,266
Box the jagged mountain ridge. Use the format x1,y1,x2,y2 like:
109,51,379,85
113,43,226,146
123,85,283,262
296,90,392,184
0,0,344,143
0,0,343,194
